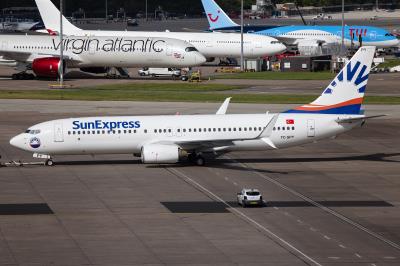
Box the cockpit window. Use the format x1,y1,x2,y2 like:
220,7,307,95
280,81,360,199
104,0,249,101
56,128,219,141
25,129,41,134
185,47,198,52
385,33,394,37
271,41,281,44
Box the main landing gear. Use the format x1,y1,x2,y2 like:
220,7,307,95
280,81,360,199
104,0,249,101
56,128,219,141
12,72,35,80
188,153,205,166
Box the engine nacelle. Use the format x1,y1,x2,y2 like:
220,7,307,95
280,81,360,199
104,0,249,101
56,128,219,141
80,67,110,74
32,57,64,78
141,144,180,164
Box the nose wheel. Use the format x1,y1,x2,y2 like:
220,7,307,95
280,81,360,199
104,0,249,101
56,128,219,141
45,159,54,166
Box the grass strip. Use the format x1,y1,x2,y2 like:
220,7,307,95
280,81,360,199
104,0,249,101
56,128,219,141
0,89,398,104
215,71,336,80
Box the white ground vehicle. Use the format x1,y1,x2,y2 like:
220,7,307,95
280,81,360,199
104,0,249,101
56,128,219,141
237,189,264,207
390,65,400,72
138,68,181,78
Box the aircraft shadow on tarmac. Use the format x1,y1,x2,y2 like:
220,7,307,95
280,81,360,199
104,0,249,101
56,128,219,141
54,153,400,168
161,200,393,213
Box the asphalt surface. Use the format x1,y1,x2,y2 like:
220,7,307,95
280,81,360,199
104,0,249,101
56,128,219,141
0,100,399,265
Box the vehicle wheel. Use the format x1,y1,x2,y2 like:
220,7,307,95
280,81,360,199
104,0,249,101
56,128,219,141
28,74,35,80
242,202,247,208
195,156,205,166
12,74,18,80
45,159,54,166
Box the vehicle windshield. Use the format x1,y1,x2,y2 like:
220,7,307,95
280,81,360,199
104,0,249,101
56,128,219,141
25,129,41,134
246,191,260,196
185,47,198,52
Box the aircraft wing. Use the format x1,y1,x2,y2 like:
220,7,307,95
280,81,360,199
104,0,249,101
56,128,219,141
156,114,278,151
0,50,81,64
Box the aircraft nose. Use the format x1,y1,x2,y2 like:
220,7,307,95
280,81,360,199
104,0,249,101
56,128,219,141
196,53,206,65
9,134,24,149
276,43,287,54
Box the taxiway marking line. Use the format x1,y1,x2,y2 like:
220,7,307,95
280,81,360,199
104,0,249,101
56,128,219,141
168,167,322,266
228,156,400,251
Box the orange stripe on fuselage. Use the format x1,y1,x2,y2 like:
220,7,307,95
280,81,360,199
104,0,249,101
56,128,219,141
294,98,363,111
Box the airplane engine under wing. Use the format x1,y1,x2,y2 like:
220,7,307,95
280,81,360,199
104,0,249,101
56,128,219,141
32,57,64,78
141,144,181,164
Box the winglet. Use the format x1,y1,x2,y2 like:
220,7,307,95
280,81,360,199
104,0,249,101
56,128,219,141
216,97,231,115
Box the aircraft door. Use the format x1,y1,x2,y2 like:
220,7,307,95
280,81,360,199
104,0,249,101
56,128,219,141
54,123,64,142
370,31,377,41
166,45,173,56
167,127,173,137
175,127,182,137
307,119,315,137
89,41,96,55
1,41,7,50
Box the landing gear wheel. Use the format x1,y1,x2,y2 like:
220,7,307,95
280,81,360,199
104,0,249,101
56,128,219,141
45,159,54,166
195,156,205,166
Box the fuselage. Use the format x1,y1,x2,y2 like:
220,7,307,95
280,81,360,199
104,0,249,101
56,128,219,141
226,25,399,48
0,35,206,67
10,113,361,156
47,30,287,59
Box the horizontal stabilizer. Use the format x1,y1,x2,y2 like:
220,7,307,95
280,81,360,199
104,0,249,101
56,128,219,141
336,115,386,123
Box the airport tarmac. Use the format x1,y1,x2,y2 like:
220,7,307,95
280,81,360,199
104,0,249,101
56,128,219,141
0,100,399,265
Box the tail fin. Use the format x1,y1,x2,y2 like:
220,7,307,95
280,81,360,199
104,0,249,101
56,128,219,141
201,0,239,30
285,46,376,115
35,0,82,35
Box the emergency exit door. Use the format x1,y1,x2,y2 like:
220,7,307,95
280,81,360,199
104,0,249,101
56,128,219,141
54,123,64,142
307,119,315,137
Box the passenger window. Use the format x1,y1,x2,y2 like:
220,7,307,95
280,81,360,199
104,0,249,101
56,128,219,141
287,127,290,130
68,131,71,135
92,131,95,134
223,128,226,131
228,128,231,131
194,128,197,132
118,130,121,134
199,128,202,132
233,128,236,131
183,129,186,133
177,129,180,133
273,127,276,131
144,129,147,133
259,127,262,131
278,127,280,130
239,128,242,131
154,129,157,133
77,131,81,135
164,129,167,133
102,130,105,134
244,127,247,131
213,128,216,132
292,127,295,130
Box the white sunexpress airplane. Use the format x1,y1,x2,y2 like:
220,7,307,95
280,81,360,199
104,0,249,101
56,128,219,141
10,46,383,166
34,0,286,61
201,0,399,49
0,34,205,79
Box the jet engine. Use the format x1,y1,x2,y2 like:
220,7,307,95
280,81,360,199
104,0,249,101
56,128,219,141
141,144,181,164
32,57,64,78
